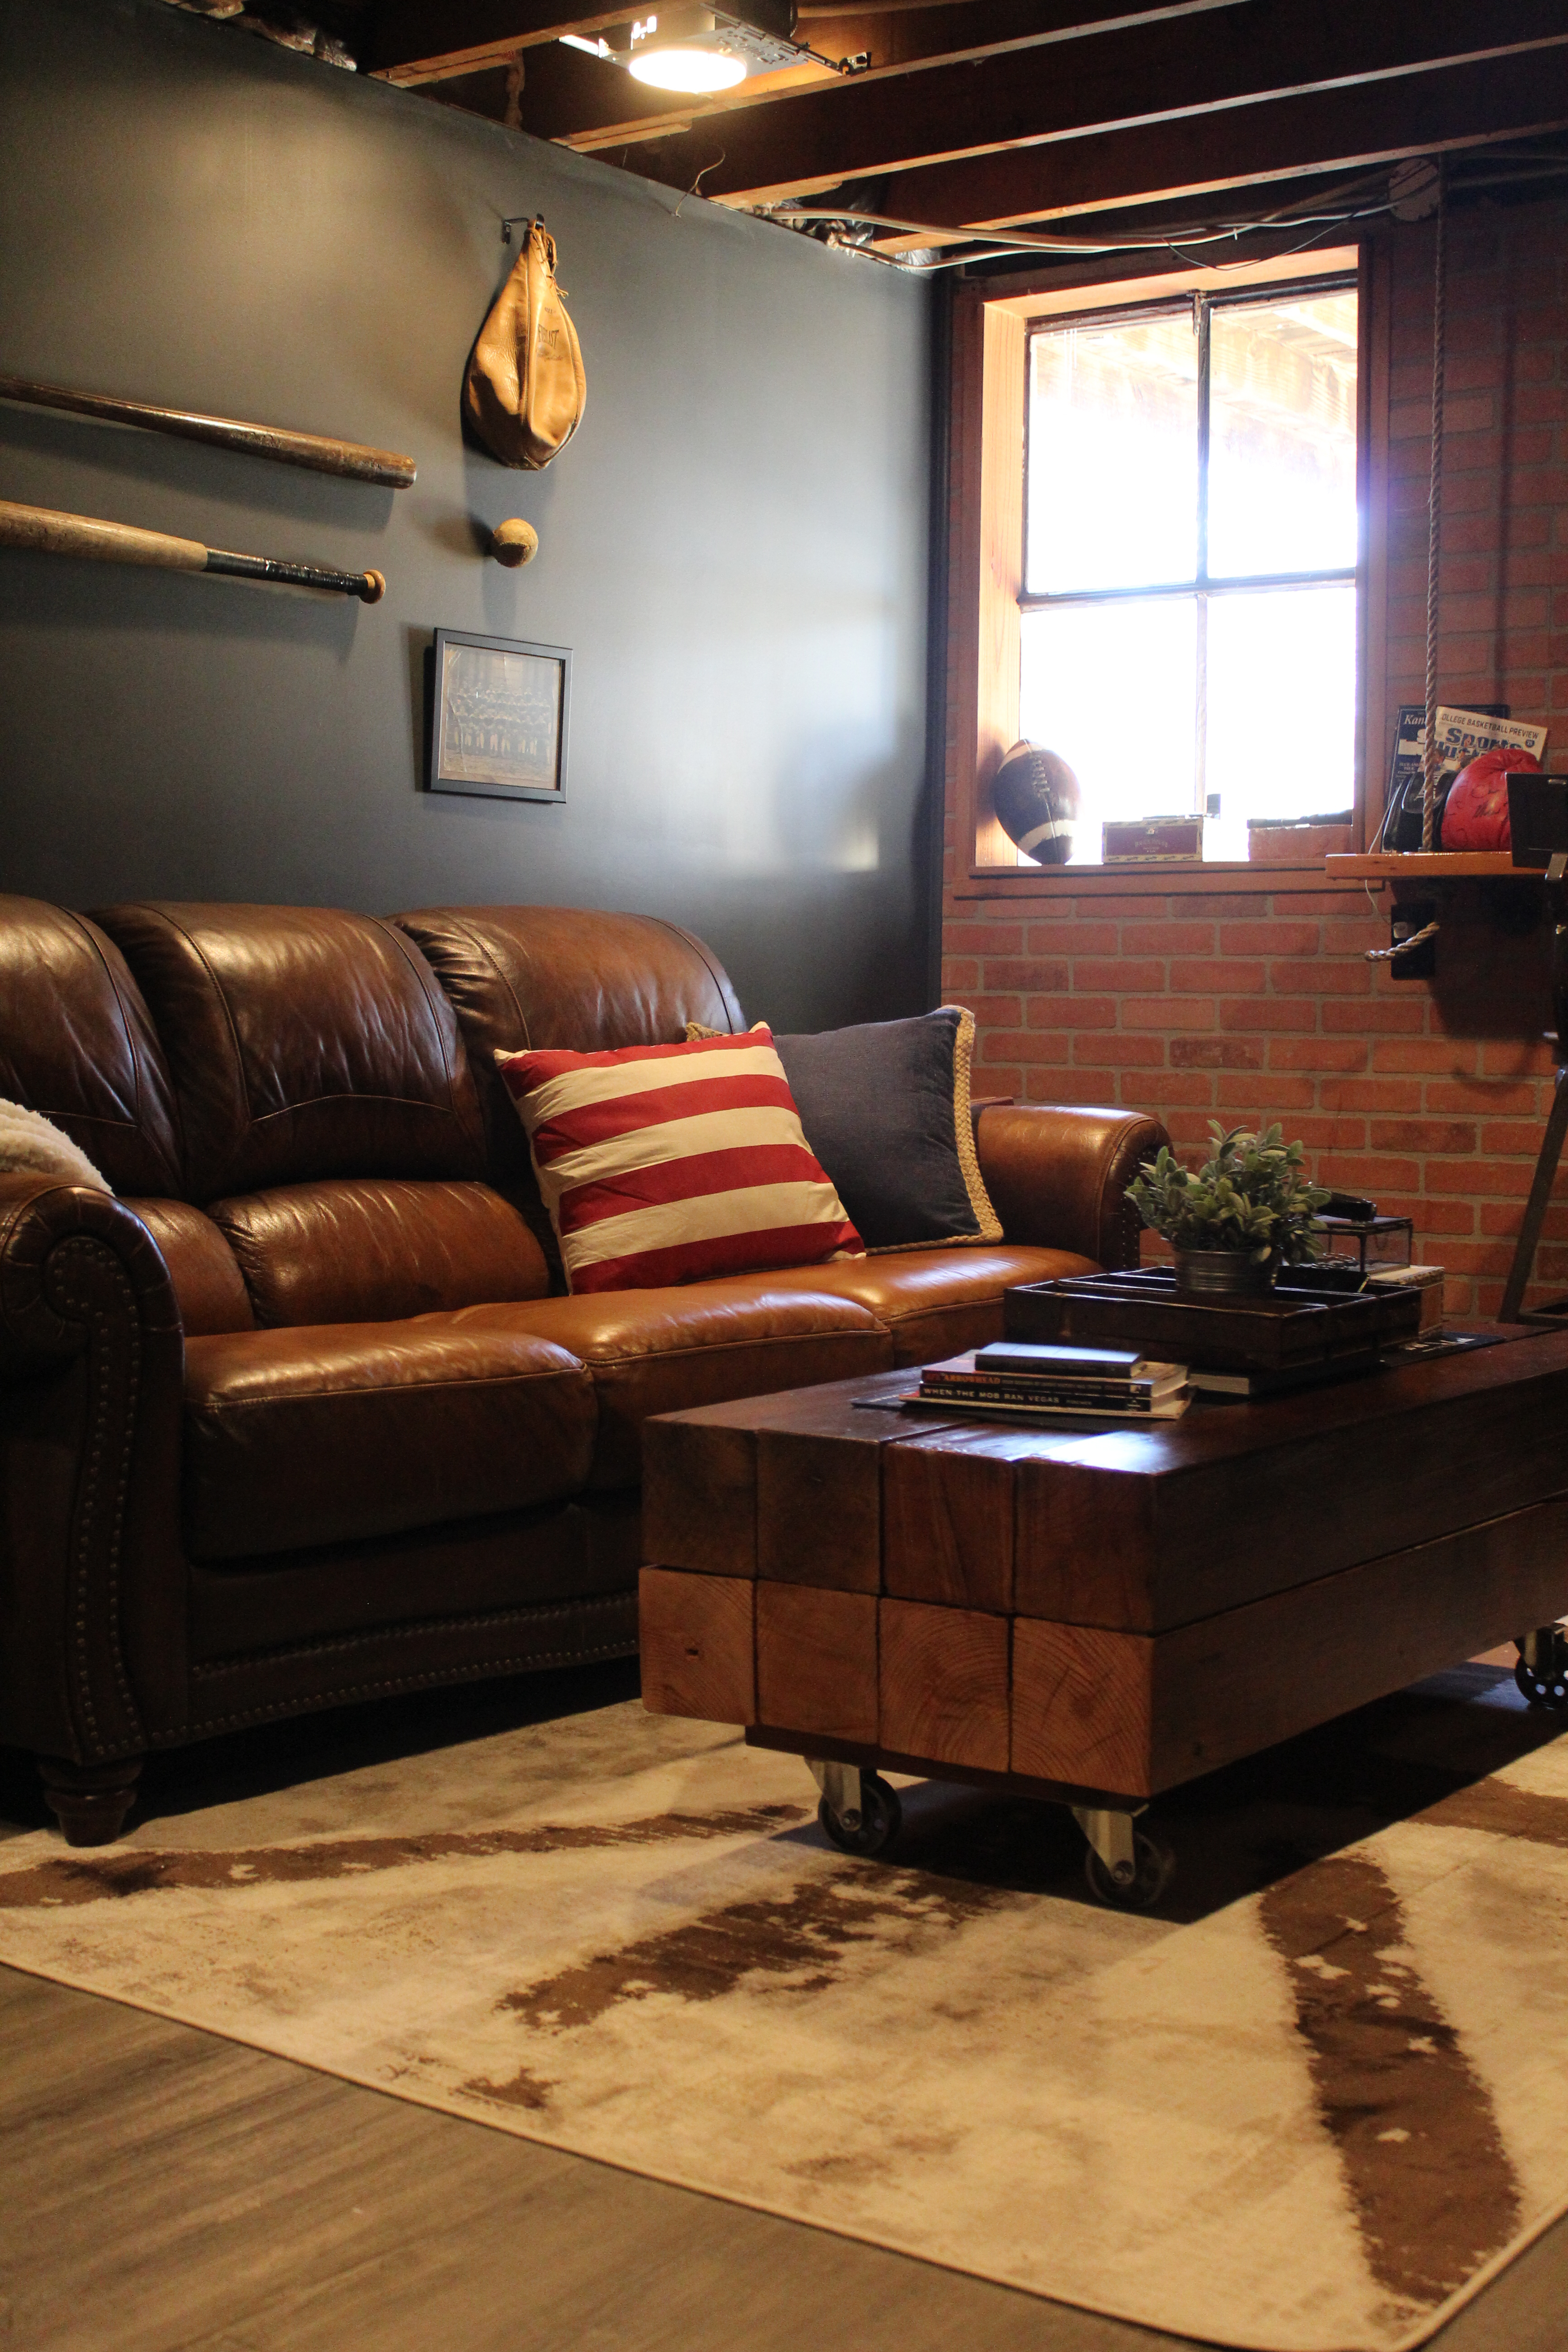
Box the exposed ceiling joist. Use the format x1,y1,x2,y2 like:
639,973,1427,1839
421,41,701,131
546,0,1249,155
419,41,846,140
364,0,1568,268
792,0,1152,57
869,44,1568,242
368,1,638,82
367,0,1243,94
615,0,1568,204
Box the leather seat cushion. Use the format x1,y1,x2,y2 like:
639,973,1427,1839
755,1245,1098,1366
184,1321,596,1560
461,1284,892,1486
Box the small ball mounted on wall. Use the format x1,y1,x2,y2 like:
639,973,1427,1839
489,519,539,568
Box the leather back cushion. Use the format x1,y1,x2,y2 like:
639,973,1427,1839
0,896,183,1195
394,906,745,1185
124,1199,256,1335
207,1178,551,1326
93,904,487,1202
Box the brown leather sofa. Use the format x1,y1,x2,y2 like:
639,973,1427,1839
0,895,1166,1843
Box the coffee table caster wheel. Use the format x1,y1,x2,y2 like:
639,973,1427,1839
818,1773,902,1858
1515,1625,1568,1709
1083,1832,1174,1910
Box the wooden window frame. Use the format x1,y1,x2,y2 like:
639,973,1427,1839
948,240,1388,900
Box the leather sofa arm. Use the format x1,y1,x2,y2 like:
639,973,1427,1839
975,1104,1167,1269
0,1176,180,1369
0,1176,186,1764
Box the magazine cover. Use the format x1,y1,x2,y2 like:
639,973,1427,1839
1431,705,1548,773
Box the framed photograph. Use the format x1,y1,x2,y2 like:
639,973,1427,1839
427,629,570,802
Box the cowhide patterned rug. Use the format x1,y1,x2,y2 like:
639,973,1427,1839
1,1663,1566,2352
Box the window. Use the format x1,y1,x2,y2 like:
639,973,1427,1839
960,267,1364,872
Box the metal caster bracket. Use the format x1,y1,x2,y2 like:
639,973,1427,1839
808,1757,864,1831
1071,1804,1146,1889
1073,1803,1175,1908
806,1758,903,1857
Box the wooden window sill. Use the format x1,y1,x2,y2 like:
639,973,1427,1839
954,861,1381,898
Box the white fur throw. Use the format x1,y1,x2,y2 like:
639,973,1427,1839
0,1100,111,1192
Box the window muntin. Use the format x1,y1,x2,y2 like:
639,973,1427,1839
1017,279,1359,864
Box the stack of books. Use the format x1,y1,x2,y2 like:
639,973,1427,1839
917,1342,1191,1421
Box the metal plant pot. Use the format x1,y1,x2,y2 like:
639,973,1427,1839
1173,1246,1278,1299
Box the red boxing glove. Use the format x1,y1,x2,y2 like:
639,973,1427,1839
1441,746,1542,851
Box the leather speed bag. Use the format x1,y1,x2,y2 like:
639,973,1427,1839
465,218,586,471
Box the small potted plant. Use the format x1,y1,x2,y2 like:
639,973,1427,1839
1127,1121,1330,1297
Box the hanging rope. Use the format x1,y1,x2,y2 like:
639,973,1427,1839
1367,919,1440,962
1421,162,1448,851
1368,161,1448,965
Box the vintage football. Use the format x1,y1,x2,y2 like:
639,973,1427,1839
991,740,1080,864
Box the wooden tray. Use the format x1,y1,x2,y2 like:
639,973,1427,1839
1004,1267,1421,1373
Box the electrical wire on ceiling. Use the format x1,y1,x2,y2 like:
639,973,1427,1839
758,186,1388,269
756,140,1568,273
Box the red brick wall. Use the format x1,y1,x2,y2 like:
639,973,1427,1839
946,887,1554,1314
943,196,1568,1318
1385,196,1568,732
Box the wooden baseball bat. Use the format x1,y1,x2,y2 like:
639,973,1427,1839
0,500,387,602
0,372,416,490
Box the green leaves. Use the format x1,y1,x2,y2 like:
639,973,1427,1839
1126,1120,1331,1264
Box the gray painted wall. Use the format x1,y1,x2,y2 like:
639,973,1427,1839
0,0,931,1029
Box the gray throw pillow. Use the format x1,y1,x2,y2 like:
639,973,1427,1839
771,1008,1002,1254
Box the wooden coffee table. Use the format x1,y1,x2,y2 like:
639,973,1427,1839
638,1333,1568,1905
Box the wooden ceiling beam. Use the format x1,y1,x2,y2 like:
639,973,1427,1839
418,41,700,130
869,46,1568,240
368,0,1240,97
622,0,1568,204
367,1,635,82
550,64,835,154
771,0,1222,78
545,0,1230,152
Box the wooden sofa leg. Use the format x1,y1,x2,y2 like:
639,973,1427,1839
36,1754,145,1847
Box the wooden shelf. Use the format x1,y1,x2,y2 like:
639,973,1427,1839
1325,853,1538,879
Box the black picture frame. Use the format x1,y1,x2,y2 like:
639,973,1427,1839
427,628,570,803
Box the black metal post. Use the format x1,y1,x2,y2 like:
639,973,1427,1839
1499,1066,1568,1321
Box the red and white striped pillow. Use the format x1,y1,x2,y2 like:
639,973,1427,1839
495,1029,865,1295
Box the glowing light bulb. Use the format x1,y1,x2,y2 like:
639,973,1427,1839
627,45,745,89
